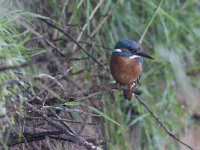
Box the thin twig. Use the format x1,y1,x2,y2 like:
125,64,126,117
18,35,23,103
33,74,65,93
54,118,99,125
8,72,192,149
53,38,113,51
23,101,102,150
0,57,47,72
62,83,142,100
16,19,66,57
6,127,62,146
40,18,106,69
135,95,194,150
0,62,30,72
24,116,98,125
5,126,100,147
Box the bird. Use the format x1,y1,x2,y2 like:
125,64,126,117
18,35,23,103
110,39,153,100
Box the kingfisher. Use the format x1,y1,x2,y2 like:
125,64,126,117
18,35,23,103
110,39,154,100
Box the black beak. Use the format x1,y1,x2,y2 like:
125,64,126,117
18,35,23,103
136,51,154,59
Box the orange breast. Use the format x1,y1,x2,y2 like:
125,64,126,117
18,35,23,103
110,55,142,84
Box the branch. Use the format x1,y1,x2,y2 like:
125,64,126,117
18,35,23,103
16,19,66,57
63,83,142,100
8,73,192,149
5,127,101,147
6,127,62,146
0,62,30,72
40,18,106,69
0,57,47,72
61,81,193,149
135,95,194,150
24,116,98,125
32,73,142,100
23,101,102,150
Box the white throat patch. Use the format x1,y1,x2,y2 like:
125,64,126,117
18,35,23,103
113,49,140,59
113,49,122,52
129,55,140,59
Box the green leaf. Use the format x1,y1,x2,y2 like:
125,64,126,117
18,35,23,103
64,101,83,107
127,114,148,127
87,105,123,128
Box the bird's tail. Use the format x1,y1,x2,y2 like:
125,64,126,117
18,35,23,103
123,90,134,100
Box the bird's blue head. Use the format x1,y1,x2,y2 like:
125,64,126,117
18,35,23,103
114,39,140,52
114,39,154,59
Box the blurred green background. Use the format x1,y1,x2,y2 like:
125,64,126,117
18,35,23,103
0,0,200,149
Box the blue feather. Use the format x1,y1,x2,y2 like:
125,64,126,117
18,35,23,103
112,52,143,64
114,39,140,51
135,57,143,64
112,52,133,57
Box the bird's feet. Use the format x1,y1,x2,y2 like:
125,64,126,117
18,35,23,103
115,82,120,88
128,82,136,91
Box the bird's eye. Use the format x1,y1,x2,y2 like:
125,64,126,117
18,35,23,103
135,49,139,54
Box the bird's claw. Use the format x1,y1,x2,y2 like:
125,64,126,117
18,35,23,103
129,82,136,91
115,82,120,88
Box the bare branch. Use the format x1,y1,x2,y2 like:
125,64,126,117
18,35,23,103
135,95,194,150
62,83,142,100
0,57,47,72
40,18,106,69
23,101,102,150
5,127,102,147
4,73,193,150
6,127,62,146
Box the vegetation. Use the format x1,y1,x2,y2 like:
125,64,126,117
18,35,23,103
0,0,200,149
